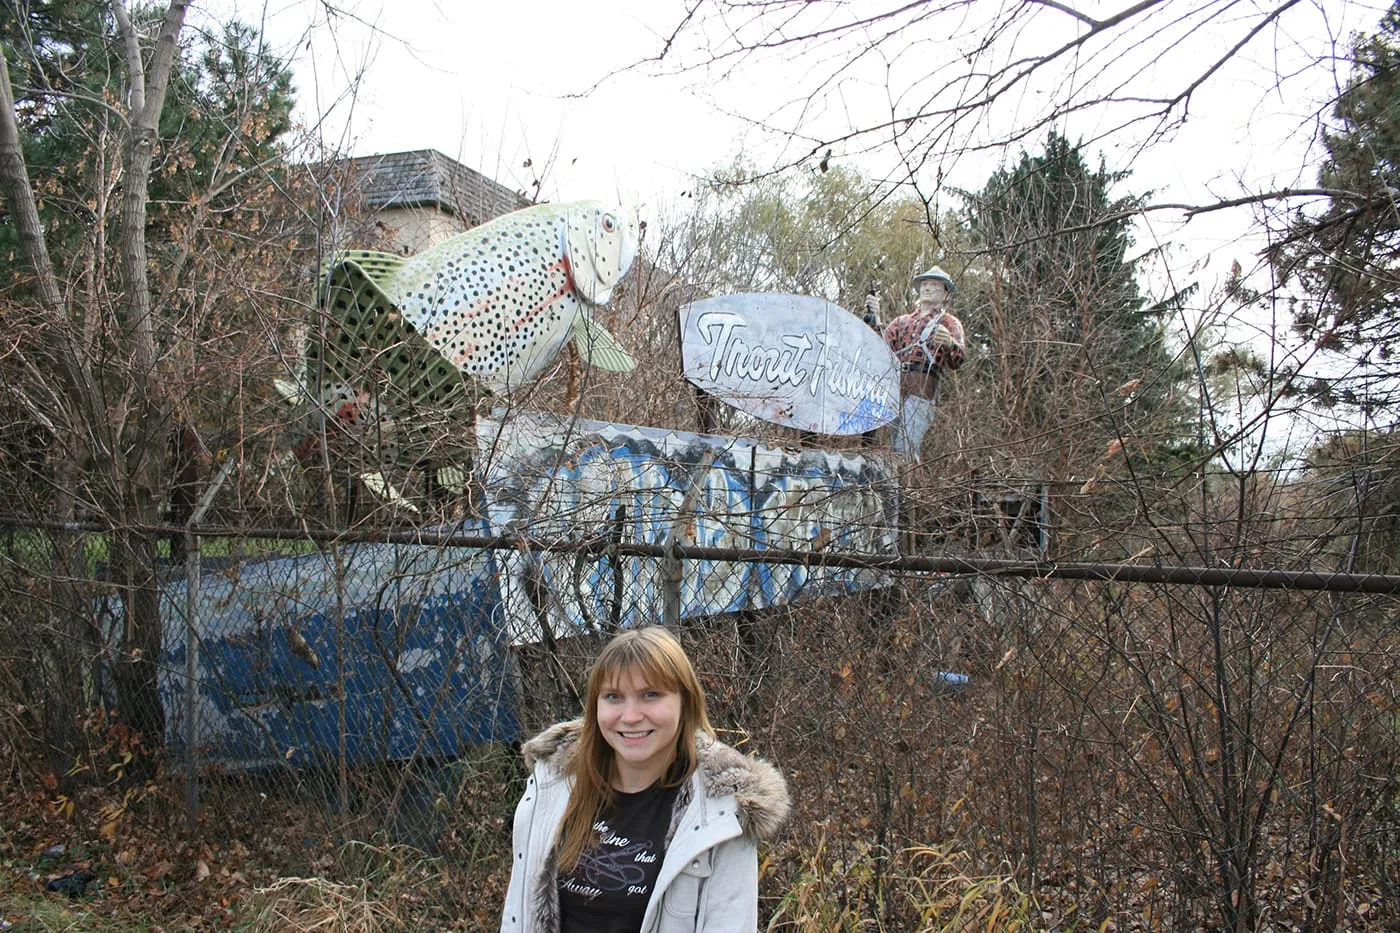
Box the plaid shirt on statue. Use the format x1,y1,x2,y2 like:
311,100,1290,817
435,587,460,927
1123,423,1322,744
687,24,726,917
883,308,967,372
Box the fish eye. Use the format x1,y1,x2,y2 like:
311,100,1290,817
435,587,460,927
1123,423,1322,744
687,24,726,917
601,213,617,233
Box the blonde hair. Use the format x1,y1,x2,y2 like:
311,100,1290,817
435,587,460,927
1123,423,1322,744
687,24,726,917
555,627,713,872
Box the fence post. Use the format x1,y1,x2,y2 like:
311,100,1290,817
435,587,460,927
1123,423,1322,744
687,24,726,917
610,506,626,630
661,452,719,630
182,456,237,833
183,527,200,831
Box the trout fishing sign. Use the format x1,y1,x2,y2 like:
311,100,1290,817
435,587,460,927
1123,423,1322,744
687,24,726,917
679,293,900,434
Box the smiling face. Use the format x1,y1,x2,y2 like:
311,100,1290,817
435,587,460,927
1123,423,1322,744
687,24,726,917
596,665,683,791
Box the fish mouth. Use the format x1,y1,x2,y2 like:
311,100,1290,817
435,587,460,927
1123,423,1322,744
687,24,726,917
586,211,637,307
618,209,638,282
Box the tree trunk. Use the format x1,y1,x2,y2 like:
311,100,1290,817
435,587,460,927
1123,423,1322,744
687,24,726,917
110,525,166,778
0,35,107,781
105,0,191,763
2,2,192,769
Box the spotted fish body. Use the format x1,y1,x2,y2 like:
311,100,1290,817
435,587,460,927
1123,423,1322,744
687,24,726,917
296,201,636,468
381,200,637,394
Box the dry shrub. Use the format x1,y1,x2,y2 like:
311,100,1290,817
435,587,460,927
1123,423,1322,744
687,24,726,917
672,586,996,928
244,875,402,932
665,571,1400,930
240,841,471,931
764,831,1033,932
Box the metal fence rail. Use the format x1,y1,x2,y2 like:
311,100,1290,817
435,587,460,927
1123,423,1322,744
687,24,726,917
2,469,1398,928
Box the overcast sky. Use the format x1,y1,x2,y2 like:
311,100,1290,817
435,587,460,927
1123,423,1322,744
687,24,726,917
189,2,1392,297
191,0,1388,455
207,0,735,208
199,2,1382,289
211,1,1385,261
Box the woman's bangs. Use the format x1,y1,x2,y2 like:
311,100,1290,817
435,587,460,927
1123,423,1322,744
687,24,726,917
599,642,684,695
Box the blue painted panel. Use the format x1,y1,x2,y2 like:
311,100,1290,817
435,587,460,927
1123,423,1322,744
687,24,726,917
156,539,518,770
125,409,900,768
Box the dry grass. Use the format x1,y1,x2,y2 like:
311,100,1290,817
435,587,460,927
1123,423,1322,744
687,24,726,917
236,841,471,932
240,875,402,932
764,831,1035,932
899,844,1035,932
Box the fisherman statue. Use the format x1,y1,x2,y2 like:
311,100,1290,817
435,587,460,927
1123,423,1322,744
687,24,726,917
881,266,966,459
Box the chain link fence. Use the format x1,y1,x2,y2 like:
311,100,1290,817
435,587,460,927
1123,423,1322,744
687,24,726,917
2,421,1399,929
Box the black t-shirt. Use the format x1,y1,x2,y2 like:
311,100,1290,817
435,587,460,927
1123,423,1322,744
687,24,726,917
558,782,680,933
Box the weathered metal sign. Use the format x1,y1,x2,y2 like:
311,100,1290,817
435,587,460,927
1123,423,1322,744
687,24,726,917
144,542,518,769
128,403,901,769
678,293,900,434
478,411,898,643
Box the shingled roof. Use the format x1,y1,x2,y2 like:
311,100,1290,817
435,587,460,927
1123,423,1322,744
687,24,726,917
337,149,531,227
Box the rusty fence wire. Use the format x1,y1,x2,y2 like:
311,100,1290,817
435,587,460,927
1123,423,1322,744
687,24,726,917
2,455,1400,929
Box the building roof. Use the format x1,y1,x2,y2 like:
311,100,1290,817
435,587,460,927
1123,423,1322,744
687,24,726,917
337,149,530,227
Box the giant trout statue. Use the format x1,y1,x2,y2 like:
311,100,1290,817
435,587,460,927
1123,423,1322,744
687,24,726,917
280,201,639,489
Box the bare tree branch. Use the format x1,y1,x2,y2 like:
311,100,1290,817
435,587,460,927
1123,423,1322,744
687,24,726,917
635,0,1335,216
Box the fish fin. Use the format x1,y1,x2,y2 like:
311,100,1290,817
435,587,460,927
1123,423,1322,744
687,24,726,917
358,472,419,513
316,251,406,307
312,261,477,455
436,466,465,494
317,255,384,308
273,378,304,404
570,313,636,372
313,261,400,382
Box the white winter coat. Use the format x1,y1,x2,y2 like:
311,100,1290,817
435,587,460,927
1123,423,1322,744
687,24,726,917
499,720,791,933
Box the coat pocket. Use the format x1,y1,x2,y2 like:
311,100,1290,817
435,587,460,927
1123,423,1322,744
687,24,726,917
661,849,713,925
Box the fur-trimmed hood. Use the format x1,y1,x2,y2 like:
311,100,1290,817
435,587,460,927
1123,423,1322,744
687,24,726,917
521,720,791,842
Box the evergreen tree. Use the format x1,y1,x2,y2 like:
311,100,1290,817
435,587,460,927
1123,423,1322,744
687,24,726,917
1272,2,1400,416
2,5,296,283
962,131,1190,457
955,132,1195,553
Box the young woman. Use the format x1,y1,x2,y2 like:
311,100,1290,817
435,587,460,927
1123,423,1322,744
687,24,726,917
500,627,790,933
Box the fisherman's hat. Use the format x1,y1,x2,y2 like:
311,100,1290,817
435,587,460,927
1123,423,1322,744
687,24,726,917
912,266,955,294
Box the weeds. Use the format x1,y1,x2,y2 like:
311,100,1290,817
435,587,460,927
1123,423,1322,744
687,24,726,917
237,840,464,931
900,843,1034,932
764,830,1035,932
